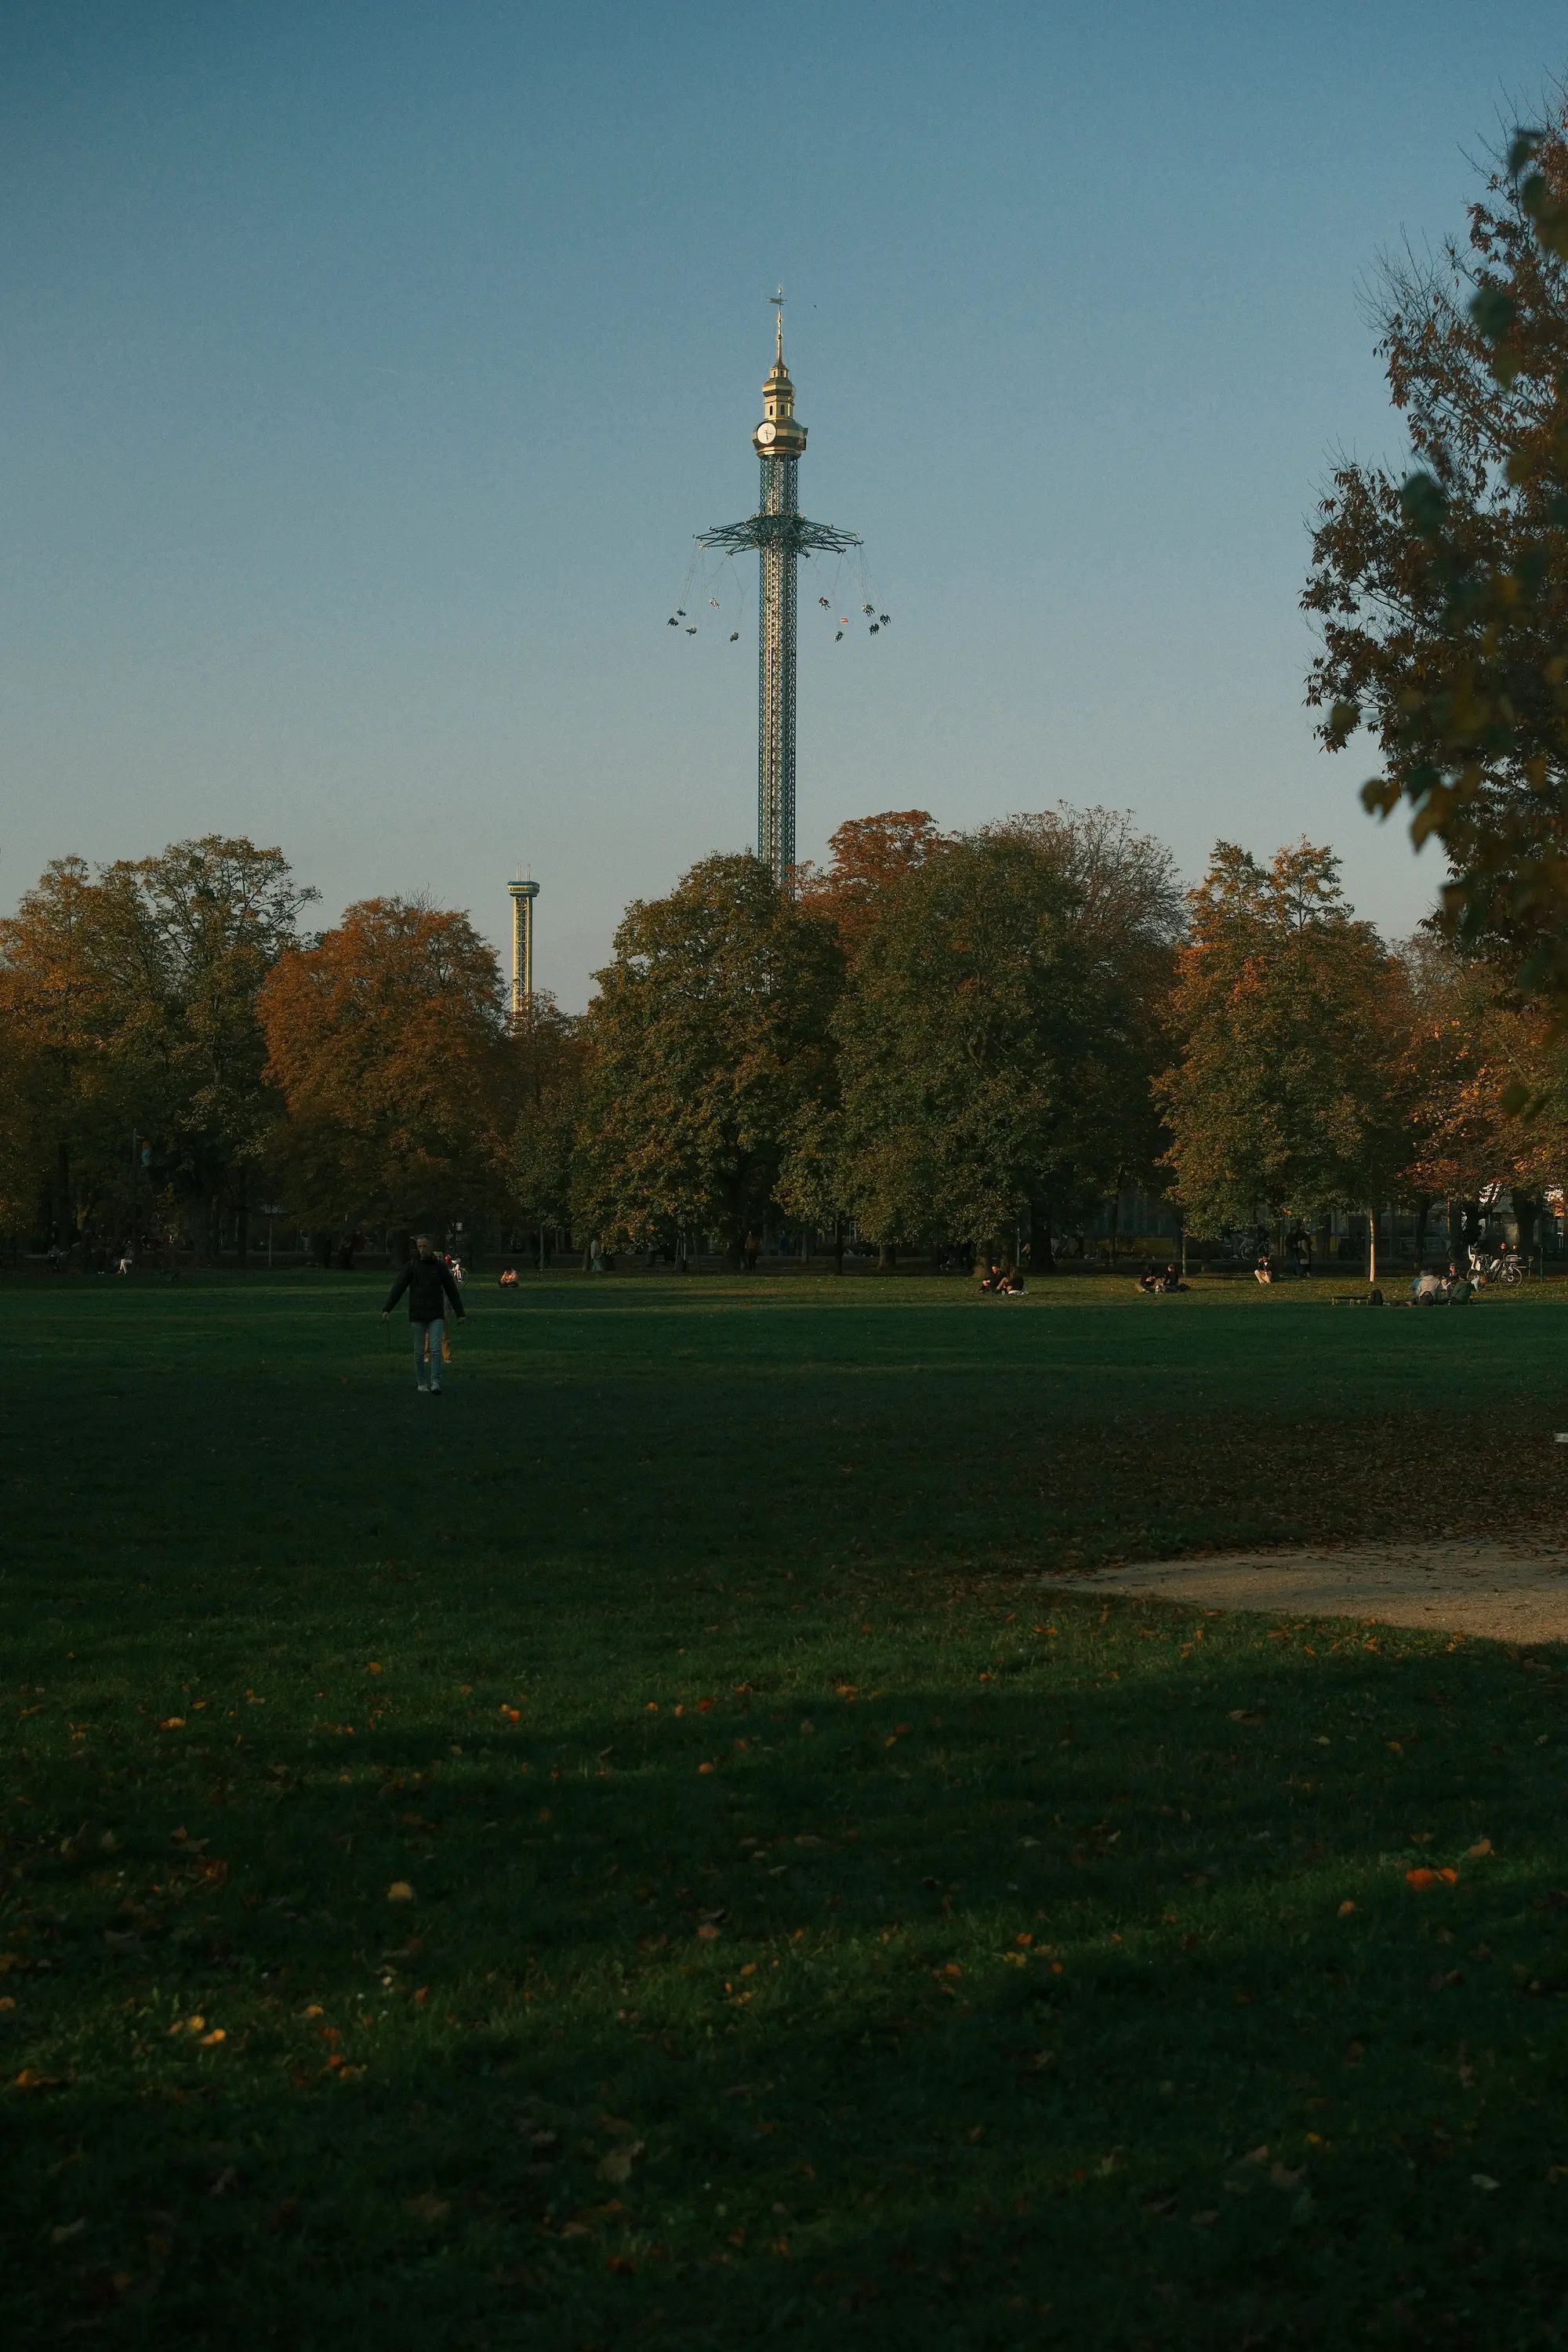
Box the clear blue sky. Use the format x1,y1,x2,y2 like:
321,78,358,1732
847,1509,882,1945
3,2,1565,1004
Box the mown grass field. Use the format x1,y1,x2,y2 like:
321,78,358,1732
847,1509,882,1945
6,1271,1568,2348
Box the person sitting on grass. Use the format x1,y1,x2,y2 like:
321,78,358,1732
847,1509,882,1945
498,1265,518,1288
1254,1247,1274,1285
1444,1261,1475,1305
1160,1264,1189,1293
1136,1264,1160,1294
999,1265,1027,1295
1412,1267,1446,1305
978,1257,1003,1293
382,1235,466,1395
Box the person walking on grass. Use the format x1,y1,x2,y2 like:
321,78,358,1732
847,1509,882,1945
382,1235,466,1393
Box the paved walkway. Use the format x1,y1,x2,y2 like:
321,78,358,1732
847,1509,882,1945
1067,1538,1568,1642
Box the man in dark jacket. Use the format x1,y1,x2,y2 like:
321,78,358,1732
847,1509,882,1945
382,1236,466,1393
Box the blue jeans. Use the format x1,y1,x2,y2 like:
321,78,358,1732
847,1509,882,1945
415,1317,444,1388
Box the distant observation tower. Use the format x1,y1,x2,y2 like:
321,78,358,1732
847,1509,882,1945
507,874,539,1025
697,298,861,887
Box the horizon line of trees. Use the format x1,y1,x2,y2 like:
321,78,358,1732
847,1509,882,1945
2,809,1564,1272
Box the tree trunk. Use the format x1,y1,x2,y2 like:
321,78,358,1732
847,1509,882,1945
1029,1200,1056,1274
1449,1198,1480,1272
53,1139,71,1248
877,1242,898,1273
192,1181,218,1267
236,1182,249,1266
1514,1191,1541,1260
833,1220,844,1276
1414,1196,1431,1269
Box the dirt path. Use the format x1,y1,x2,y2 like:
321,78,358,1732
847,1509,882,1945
1065,1537,1568,1642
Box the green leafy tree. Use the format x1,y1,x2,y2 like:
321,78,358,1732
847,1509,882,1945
579,854,842,1258
1305,107,1568,996
830,811,1181,1261
509,994,587,1251
1158,843,1406,1238
94,839,317,1258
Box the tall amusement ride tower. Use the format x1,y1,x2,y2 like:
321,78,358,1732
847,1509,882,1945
697,302,861,886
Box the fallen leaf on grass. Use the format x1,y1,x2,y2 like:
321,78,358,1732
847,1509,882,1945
387,1882,415,1903
1472,2174,1501,2192
1269,2164,1304,2190
1467,1839,1494,1859
597,2141,644,2184
13,2070,64,2090
1338,1901,1356,1918
198,2028,227,2046
1429,1970,1465,1992
1406,1869,1436,1890
404,2194,450,2224
51,2219,85,2244
696,1923,721,1941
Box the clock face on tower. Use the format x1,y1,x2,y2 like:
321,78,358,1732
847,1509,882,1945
755,421,777,445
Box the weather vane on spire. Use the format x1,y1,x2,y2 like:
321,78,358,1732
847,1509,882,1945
769,286,785,358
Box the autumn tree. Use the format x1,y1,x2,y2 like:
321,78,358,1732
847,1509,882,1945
796,810,951,955
0,837,310,1254
261,897,518,1243
1159,843,1406,1239
579,854,842,1258
0,859,129,1241
1305,106,1568,996
1396,929,1568,1261
509,994,588,1253
829,810,1181,1261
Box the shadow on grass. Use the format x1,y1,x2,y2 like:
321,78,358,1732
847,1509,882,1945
8,1617,1568,2349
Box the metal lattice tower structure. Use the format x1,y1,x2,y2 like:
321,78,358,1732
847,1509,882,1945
697,301,860,886
506,875,539,1026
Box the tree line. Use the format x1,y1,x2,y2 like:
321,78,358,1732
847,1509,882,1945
2,811,1563,1269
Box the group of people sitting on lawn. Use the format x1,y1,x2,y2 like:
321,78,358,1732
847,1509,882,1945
1410,1263,1475,1305
1135,1263,1189,1294
978,1256,1028,1295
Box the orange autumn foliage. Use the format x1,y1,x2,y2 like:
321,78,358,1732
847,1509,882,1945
260,897,520,1232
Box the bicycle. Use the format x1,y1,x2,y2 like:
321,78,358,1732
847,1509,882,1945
1468,1244,1524,1287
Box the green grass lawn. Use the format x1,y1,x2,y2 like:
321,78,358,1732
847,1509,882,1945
7,1271,1568,2348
